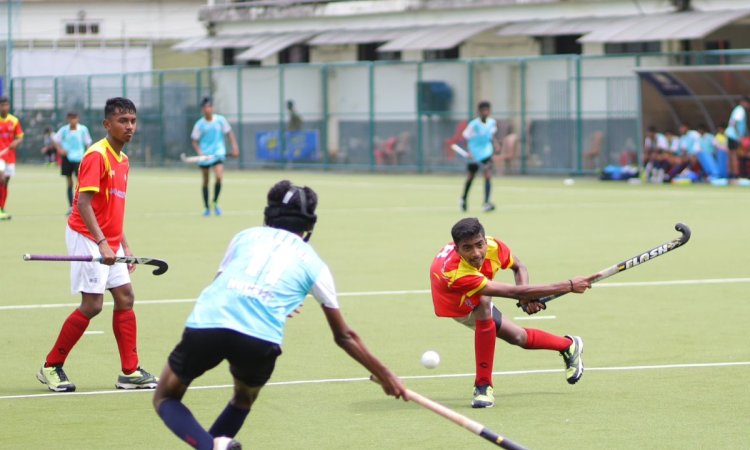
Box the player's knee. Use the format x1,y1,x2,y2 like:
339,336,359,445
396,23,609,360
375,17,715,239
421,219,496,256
506,330,526,347
80,303,103,318
231,388,259,410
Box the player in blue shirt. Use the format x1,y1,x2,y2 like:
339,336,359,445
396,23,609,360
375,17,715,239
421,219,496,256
461,101,499,212
53,111,92,215
153,180,408,450
190,97,239,217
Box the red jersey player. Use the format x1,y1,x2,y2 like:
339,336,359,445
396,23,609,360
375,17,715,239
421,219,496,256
0,96,24,220
430,217,596,408
36,97,158,392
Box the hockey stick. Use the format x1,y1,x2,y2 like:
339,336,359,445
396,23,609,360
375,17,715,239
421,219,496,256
370,376,527,449
451,144,470,158
23,254,169,276
518,223,691,314
180,153,213,163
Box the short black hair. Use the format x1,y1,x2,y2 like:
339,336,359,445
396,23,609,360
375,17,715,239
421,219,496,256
104,97,136,119
451,218,485,244
0,96,8,104
67,111,79,118
286,100,294,109
478,101,491,110
264,180,318,235
201,96,212,107
647,125,657,133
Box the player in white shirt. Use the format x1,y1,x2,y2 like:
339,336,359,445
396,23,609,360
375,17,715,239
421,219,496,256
153,180,408,450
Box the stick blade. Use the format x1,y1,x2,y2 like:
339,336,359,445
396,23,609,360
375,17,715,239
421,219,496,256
675,222,691,244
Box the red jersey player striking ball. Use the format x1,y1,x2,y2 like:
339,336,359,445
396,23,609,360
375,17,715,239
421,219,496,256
430,218,596,408
37,97,158,392
0,95,24,220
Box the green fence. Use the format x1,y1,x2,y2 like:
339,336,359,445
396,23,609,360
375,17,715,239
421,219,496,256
9,49,750,174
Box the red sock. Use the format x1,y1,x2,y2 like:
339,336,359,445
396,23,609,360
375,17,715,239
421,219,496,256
523,328,571,351
0,183,7,209
474,318,496,387
45,309,90,367
113,309,139,374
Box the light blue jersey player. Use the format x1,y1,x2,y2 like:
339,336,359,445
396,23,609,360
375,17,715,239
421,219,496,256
54,111,93,213
154,180,407,450
460,101,499,213
186,226,337,344
190,97,239,217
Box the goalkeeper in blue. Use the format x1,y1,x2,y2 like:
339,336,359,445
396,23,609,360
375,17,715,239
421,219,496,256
153,180,408,450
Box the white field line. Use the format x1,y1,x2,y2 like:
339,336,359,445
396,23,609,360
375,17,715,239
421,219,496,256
3,361,748,401
2,277,750,312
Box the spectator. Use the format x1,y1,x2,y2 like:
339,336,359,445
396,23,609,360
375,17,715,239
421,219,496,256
286,100,303,132
725,96,749,178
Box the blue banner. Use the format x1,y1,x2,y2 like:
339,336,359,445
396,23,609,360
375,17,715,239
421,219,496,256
256,130,319,161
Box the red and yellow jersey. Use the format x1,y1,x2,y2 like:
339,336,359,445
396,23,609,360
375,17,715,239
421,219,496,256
429,236,514,317
67,138,129,251
0,113,24,163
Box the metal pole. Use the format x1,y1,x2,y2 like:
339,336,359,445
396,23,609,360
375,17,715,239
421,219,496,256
416,61,423,173
575,56,583,175
236,66,244,169
321,65,329,169
519,59,527,175
368,62,375,171
279,65,286,165
6,0,13,100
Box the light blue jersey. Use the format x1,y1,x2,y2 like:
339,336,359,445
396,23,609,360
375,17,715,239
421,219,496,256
54,124,92,163
679,130,701,155
462,117,497,161
726,105,747,140
191,114,231,165
185,227,339,345
699,133,715,154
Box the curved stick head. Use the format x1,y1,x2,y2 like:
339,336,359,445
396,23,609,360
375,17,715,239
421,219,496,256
675,223,691,244
152,261,169,276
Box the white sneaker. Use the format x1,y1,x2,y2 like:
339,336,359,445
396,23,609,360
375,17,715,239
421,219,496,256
482,202,495,212
214,436,242,450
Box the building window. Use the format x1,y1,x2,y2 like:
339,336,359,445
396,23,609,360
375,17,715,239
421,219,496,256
604,42,661,55
423,46,459,61
222,48,235,66
64,21,101,36
279,44,310,64
541,35,582,55
358,43,401,62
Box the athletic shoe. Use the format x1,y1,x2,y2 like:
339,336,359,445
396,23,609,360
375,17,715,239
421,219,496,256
560,335,584,385
213,203,222,216
214,437,242,450
0,211,10,221
482,202,496,212
203,208,211,217
36,365,76,392
115,367,159,389
471,384,495,408
459,198,467,212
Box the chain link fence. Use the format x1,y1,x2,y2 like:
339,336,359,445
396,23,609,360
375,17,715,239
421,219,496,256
9,49,750,174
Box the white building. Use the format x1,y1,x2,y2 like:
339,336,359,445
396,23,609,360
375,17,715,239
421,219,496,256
176,0,750,67
1,0,207,84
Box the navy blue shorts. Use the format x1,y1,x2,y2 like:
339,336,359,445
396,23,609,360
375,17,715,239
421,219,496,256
168,328,282,387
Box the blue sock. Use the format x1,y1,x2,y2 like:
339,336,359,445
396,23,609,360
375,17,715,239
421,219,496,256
208,402,250,438
158,399,214,450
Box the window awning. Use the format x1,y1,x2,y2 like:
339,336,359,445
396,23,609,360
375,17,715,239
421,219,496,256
496,16,622,37
578,9,750,43
172,35,268,52
309,28,408,46
234,32,316,61
377,23,498,52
